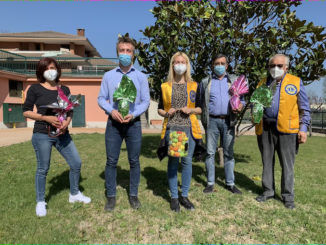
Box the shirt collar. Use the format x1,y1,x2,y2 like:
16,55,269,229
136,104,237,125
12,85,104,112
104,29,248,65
116,65,135,74
212,72,229,81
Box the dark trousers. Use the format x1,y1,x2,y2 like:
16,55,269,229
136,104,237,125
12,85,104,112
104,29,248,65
105,118,142,197
257,121,297,202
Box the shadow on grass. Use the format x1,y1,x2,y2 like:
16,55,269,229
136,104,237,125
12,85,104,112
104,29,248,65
46,170,85,202
192,163,206,187
192,152,261,194
142,166,170,202
141,135,161,159
211,167,261,194
234,153,252,164
99,166,130,196
113,135,161,158
192,164,233,190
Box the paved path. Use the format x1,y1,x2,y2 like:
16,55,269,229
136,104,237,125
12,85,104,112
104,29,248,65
0,127,323,147
0,127,161,147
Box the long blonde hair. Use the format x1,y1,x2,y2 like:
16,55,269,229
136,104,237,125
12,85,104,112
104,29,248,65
167,52,192,83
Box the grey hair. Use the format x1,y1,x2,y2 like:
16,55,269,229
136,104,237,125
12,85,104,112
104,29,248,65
269,54,289,67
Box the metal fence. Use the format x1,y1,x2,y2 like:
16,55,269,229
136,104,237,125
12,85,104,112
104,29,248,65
0,50,118,76
238,109,326,132
311,110,326,129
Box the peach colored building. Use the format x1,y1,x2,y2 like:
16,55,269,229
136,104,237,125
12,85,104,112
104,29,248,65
0,29,120,128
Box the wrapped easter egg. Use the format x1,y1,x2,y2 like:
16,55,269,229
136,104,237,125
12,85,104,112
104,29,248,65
168,128,189,157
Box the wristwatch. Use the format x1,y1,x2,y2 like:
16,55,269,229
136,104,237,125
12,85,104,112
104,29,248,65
165,112,169,118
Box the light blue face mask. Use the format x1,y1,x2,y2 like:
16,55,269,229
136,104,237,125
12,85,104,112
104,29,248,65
214,65,226,76
119,54,132,67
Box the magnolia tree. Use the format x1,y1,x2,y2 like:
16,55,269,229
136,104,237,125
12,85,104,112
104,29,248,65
136,1,326,101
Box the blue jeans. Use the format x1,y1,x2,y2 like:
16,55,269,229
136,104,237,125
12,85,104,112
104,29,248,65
205,117,235,186
165,128,195,199
105,119,142,197
32,132,82,202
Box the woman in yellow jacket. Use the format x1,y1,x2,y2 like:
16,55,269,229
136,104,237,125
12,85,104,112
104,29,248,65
157,52,204,212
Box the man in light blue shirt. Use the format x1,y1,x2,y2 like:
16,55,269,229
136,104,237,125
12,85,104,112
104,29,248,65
98,36,150,211
199,54,244,195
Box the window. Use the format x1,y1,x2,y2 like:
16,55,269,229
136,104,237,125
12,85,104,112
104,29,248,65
20,42,29,50
35,43,41,51
61,44,70,49
9,80,23,97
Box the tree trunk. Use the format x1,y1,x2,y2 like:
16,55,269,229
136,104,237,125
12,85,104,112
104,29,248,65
218,147,224,167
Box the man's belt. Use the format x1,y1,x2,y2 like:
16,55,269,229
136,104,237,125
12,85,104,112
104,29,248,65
109,115,140,122
209,114,227,119
263,116,277,128
263,116,277,123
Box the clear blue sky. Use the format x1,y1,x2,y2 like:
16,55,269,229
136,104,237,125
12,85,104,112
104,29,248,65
0,1,325,95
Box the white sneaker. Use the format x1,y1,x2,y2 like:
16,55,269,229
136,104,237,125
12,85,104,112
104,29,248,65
36,201,47,217
69,191,91,204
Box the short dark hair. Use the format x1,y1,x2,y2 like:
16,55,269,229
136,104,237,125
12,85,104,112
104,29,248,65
116,36,136,56
36,57,61,83
212,54,229,65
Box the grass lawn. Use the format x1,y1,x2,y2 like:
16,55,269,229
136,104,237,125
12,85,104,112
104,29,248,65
0,133,325,244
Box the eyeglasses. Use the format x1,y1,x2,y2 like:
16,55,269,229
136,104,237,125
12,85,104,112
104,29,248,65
269,64,284,68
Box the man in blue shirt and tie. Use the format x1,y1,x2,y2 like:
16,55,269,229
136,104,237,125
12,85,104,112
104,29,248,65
199,54,244,195
98,36,150,211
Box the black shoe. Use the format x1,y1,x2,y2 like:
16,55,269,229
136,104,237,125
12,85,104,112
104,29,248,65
203,185,214,194
255,195,274,202
179,196,195,210
104,196,116,211
284,201,295,209
129,196,141,209
170,198,180,212
226,185,242,194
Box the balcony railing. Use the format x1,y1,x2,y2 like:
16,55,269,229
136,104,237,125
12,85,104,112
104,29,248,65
0,50,118,77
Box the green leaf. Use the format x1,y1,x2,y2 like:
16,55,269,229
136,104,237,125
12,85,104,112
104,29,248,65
137,1,326,100
215,12,225,18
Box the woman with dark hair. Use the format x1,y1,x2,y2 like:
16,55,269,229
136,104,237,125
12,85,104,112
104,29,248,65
23,57,91,217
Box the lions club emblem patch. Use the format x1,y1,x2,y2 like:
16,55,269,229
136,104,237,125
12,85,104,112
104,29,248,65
189,90,196,102
285,84,297,95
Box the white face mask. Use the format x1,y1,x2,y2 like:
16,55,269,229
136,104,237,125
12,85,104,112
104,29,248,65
269,66,284,80
173,64,187,75
44,69,58,82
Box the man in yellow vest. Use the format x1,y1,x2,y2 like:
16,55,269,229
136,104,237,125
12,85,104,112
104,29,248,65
255,54,311,209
